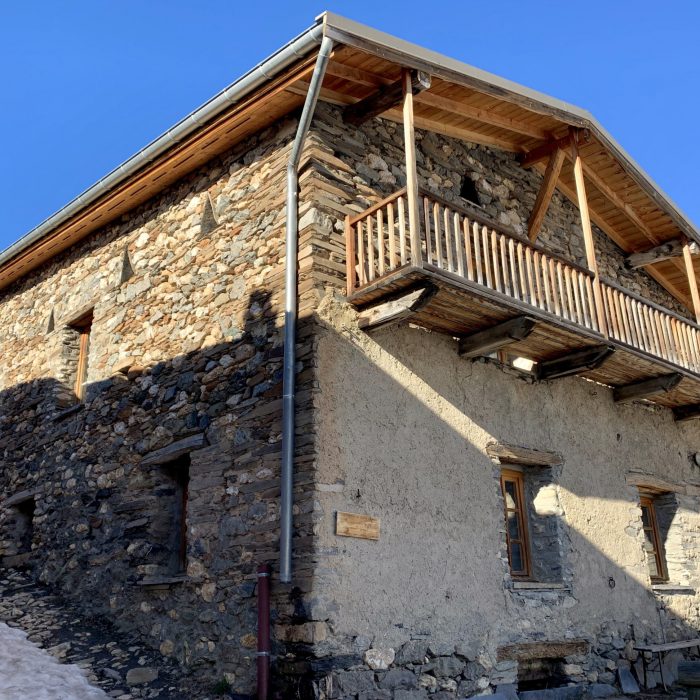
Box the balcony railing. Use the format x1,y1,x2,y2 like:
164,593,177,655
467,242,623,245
345,189,700,376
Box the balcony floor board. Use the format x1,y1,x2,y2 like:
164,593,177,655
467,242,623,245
348,266,700,411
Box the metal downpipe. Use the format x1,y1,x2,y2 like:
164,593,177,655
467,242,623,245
280,35,334,584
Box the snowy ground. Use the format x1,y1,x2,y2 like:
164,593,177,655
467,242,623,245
0,622,109,700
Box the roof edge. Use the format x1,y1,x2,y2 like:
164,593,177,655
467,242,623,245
0,17,325,274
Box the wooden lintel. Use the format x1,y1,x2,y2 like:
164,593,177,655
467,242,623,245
520,130,589,169
141,433,208,466
625,238,698,269
535,345,614,381
344,70,431,126
357,285,436,330
613,373,682,403
527,147,566,242
457,316,536,358
486,442,562,467
673,404,700,423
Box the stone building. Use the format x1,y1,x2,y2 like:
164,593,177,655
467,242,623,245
2,12,700,700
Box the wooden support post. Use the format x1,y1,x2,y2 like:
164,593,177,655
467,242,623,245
458,316,536,358
682,237,700,324
344,71,430,126
528,147,565,242
356,285,436,330
535,344,614,381
613,373,682,403
673,404,700,422
402,69,423,267
572,136,608,337
345,215,356,297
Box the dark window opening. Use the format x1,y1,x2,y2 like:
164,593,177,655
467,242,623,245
460,176,480,204
2,497,36,563
160,455,190,574
518,657,568,691
639,493,668,583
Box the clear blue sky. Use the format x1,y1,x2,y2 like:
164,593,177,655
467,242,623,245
1,1,698,251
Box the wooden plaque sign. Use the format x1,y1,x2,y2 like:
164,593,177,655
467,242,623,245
336,512,380,541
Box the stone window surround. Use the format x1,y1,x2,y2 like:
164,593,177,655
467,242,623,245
488,442,569,588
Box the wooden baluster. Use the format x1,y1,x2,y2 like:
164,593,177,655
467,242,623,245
670,319,685,367
516,242,527,302
387,202,396,270
690,327,700,372
643,305,659,357
367,216,375,282
346,216,356,295
356,221,366,286
624,296,638,348
653,310,668,362
483,226,493,288
680,322,693,370
551,259,562,317
605,287,620,341
498,234,508,295
533,251,544,310
526,247,537,307
509,239,520,301
398,196,407,266
542,254,553,313
474,222,483,285
617,292,631,345
555,261,569,318
491,231,502,293
463,219,474,281
563,266,575,322
454,213,464,277
576,273,589,328
443,207,454,272
433,202,443,269
377,210,385,277
571,270,583,325
663,315,678,365
423,196,432,265
585,277,598,332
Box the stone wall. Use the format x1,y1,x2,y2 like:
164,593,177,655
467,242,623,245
0,116,323,695
284,104,700,698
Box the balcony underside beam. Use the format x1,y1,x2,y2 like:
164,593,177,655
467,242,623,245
343,70,431,126
625,238,698,269
357,284,436,330
613,373,682,403
673,404,700,422
535,344,615,381
457,316,536,359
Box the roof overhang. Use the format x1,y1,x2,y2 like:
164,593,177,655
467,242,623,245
2,11,698,310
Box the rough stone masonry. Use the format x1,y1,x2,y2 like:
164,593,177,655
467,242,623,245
2,92,700,700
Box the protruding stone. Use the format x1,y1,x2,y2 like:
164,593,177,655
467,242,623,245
365,647,395,670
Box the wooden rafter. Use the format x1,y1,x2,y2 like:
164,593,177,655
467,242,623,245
344,70,431,126
682,238,700,323
520,132,583,168
613,373,682,403
625,239,692,269
357,285,436,329
457,316,536,358
527,147,565,242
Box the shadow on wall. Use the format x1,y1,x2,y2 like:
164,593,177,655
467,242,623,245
0,287,320,691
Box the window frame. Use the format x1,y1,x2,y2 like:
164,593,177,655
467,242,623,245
500,468,532,579
69,312,92,401
639,494,668,583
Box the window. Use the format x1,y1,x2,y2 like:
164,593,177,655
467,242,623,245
501,469,531,578
68,311,93,401
639,494,668,582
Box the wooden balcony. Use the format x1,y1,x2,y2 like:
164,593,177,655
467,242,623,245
345,189,700,418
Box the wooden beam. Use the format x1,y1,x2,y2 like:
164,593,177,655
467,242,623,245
520,132,586,168
344,70,430,126
625,238,690,269
528,147,566,242
403,69,423,266
535,345,614,381
613,373,682,403
682,238,700,324
457,316,536,358
356,285,436,330
673,404,700,423
486,442,562,467
572,136,608,337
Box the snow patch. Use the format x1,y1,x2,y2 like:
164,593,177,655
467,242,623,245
0,622,109,699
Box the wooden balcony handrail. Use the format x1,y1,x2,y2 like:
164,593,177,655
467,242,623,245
348,187,407,226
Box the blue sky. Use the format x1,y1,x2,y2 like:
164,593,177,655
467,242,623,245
1,1,698,251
